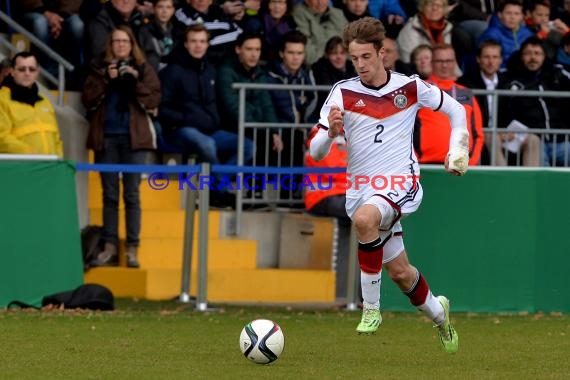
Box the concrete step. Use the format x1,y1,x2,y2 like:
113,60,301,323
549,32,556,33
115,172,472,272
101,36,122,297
111,237,257,270
85,267,335,302
89,209,222,239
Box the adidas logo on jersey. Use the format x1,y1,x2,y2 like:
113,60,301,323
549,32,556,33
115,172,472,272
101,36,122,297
355,99,366,107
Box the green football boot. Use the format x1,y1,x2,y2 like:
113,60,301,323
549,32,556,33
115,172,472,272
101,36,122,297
435,296,459,354
356,306,382,334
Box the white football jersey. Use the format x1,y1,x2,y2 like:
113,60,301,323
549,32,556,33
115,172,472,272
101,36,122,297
318,71,444,201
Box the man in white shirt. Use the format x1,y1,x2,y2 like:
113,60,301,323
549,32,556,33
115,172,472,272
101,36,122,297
310,17,466,353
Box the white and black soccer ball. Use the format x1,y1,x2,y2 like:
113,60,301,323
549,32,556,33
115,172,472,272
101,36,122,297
239,319,285,364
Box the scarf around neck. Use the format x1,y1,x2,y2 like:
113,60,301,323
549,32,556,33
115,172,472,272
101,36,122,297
4,76,42,106
419,13,447,45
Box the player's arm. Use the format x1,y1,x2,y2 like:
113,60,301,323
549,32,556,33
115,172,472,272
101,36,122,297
438,91,469,176
309,125,335,161
310,86,345,161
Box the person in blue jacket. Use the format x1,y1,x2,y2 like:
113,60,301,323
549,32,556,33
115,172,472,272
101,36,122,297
477,0,534,67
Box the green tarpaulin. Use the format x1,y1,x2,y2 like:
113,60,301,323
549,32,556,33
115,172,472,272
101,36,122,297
0,160,83,308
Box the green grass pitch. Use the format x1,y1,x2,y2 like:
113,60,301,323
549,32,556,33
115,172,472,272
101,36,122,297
0,299,568,379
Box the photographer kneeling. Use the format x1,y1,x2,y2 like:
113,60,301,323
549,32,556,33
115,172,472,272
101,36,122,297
82,25,161,268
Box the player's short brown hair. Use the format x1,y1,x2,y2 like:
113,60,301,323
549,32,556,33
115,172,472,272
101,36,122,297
342,17,386,52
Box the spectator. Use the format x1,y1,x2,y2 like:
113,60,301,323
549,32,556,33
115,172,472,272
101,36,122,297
82,26,161,268
292,0,348,65
257,0,297,63
159,24,254,208
447,0,493,41
415,44,484,165
499,37,570,166
366,0,407,36
266,31,317,124
525,0,569,59
396,0,466,68
234,0,264,34
0,59,11,86
382,37,413,74
410,43,433,78
216,32,283,198
340,0,373,22
15,0,84,89
80,0,157,24
0,52,63,156
560,0,570,26
266,30,317,202
144,0,176,71
173,0,243,65
87,0,160,72
458,40,540,166
337,0,408,37
477,0,534,67
310,36,356,121
557,32,570,69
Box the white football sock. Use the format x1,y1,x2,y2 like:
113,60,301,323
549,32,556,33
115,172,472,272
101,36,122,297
417,291,445,325
361,271,381,309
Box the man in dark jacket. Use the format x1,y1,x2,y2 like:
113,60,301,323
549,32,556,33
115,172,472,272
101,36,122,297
266,31,316,125
16,0,84,88
216,32,283,203
310,36,356,122
499,36,570,166
88,0,160,71
266,30,316,203
459,39,540,166
159,24,253,206
216,32,283,157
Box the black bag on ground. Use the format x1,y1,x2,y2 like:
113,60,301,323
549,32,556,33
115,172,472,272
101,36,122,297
81,225,103,271
6,284,115,311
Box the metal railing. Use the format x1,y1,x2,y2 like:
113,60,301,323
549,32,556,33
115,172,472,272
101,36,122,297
0,10,74,106
471,88,570,166
232,83,570,232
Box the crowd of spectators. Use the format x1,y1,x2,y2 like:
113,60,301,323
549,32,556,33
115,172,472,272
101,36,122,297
1,0,570,173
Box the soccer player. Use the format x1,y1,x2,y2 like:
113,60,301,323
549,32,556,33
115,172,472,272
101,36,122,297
309,17,467,354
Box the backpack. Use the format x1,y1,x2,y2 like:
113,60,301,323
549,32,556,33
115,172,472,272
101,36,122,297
81,225,103,271
6,284,115,311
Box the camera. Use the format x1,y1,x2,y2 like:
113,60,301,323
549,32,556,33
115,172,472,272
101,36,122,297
116,59,134,79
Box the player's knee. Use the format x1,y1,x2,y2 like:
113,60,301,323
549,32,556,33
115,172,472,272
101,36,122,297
387,263,414,285
353,210,380,236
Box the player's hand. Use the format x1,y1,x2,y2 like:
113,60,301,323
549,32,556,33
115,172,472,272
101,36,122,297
445,149,469,176
327,105,344,138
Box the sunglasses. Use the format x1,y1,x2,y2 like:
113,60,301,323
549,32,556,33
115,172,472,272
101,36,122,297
15,66,38,73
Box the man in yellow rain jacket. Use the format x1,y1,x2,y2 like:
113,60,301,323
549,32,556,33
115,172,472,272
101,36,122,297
0,52,63,157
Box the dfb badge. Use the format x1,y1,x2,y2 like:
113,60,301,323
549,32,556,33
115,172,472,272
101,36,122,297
393,94,408,109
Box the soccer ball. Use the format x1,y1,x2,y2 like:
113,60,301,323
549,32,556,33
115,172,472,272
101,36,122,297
239,319,285,364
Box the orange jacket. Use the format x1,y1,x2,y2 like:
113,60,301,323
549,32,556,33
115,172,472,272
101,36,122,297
415,76,484,165
304,132,348,211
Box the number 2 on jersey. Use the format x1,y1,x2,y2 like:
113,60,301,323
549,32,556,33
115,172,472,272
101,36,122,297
374,124,384,143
